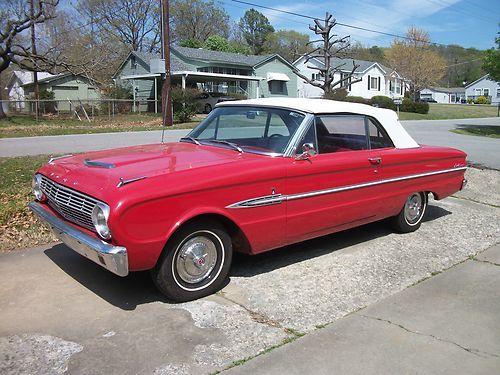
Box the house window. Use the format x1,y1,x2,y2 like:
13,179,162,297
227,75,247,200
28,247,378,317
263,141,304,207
269,81,285,94
311,73,324,81
130,56,136,69
475,88,482,96
369,76,380,91
497,88,500,98
484,89,489,97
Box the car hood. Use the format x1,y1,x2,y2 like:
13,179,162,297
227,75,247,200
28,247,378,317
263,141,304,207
38,142,244,200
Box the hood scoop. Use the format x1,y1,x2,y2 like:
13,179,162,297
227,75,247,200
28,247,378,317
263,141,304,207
84,159,115,169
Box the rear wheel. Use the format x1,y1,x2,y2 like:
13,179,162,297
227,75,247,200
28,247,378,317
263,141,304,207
152,221,232,302
391,192,427,233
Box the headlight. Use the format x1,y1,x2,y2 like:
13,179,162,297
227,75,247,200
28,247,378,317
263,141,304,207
32,174,46,201
92,202,111,240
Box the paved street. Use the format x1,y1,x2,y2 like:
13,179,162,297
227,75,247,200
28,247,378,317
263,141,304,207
403,117,500,169
0,168,498,374
1,117,499,169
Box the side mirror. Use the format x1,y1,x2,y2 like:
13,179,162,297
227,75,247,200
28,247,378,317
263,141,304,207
295,143,317,160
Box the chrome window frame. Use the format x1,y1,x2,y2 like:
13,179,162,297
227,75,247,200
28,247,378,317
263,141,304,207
187,105,312,157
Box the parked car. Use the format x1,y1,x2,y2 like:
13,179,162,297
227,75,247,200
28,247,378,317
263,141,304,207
419,97,437,103
30,98,467,301
197,92,236,113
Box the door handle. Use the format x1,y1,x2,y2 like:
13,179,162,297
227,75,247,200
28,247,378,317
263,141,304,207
368,157,382,165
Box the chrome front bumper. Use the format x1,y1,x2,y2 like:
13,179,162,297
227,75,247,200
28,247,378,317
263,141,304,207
29,202,129,276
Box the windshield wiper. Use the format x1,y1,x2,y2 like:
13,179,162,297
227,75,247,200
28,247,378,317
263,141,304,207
180,136,200,145
206,139,243,153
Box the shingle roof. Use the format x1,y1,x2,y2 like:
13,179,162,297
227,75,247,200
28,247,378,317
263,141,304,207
430,87,465,94
304,56,393,74
173,46,271,67
132,51,191,72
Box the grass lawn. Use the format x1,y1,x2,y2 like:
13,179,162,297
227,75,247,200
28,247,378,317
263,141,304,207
399,103,499,120
0,113,200,138
0,155,57,251
451,125,500,138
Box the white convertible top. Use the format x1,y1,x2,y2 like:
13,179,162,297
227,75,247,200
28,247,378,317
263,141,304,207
217,98,419,149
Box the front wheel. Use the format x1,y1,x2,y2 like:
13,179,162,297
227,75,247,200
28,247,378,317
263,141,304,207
391,192,428,233
152,221,232,302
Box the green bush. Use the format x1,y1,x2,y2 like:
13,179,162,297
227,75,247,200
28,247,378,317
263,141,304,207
230,93,248,100
474,96,490,104
323,88,348,101
171,87,201,123
344,96,371,105
401,98,429,114
371,95,397,111
39,89,56,114
467,98,473,104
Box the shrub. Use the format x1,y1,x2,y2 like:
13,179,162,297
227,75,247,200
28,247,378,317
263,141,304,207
467,98,473,104
323,88,348,101
474,96,490,104
230,93,248,100
39,89,57,114
371,95,396,111
401,98,429,114
344,96,371,105
171,87,201,123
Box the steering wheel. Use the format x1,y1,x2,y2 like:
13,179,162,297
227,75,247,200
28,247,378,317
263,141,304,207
268,133,284,139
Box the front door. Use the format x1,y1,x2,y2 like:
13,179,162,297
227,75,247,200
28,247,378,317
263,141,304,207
285,114,393,244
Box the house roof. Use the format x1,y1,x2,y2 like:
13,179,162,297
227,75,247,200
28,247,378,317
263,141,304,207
10,70,55,86
294,55,395,76
464,74,499,88
22,72,99,87
427,87,465,94
173,46,271,67
132,51,191,72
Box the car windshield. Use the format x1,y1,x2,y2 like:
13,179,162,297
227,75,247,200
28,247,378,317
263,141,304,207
186,106,306,155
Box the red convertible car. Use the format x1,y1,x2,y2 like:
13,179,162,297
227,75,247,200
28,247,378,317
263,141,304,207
30,98,467,301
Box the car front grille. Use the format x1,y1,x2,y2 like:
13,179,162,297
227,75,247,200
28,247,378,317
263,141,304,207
40,175,101,231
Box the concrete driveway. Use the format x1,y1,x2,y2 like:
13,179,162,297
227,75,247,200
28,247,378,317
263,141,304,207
0,168,499,374
1,117,499,169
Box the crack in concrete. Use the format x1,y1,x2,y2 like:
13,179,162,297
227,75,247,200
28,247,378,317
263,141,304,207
216,292,284,330
472,258,500,267
451,195,500,209
361,314,500,359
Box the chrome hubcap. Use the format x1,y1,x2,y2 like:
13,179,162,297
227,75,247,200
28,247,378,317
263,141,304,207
176,235,218,284
404,193,423,224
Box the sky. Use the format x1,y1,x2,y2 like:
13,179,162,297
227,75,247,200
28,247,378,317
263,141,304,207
220,0,500,50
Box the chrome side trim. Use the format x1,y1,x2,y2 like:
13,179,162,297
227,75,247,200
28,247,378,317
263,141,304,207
84,159,115,169
226,194,285,209
117,176,147,188
29,202,128,277
226,167,467,208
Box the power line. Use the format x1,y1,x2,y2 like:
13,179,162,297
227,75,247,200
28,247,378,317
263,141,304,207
228,0,473,48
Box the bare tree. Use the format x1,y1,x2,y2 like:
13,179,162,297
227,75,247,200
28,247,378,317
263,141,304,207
77,0,161,53
0,0,63,74
294,13,361,96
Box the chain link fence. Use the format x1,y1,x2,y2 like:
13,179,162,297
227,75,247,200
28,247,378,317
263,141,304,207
1,98,162,121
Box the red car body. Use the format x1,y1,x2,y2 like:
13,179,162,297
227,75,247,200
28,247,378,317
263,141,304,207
30,98,467,301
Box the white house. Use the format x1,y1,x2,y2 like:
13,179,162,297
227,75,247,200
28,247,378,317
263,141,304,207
465,74,500,105
293,55,407,99
420,87,465,104
6,70,55,110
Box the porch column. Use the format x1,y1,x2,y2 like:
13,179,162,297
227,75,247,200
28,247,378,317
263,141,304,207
256,81,260,99
154,77,158,113
182,74,186,90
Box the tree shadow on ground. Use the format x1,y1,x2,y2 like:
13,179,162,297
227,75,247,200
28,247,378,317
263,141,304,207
44,204,451,310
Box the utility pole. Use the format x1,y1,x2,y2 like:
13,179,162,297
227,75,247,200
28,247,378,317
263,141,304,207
30,0,39,120
161,0,173,129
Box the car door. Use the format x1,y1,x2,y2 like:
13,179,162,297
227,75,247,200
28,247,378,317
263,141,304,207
285,114,386,244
